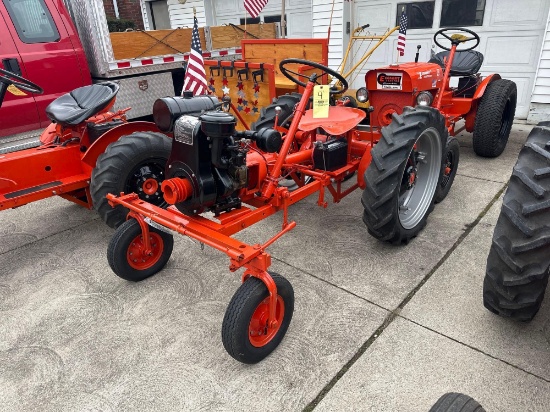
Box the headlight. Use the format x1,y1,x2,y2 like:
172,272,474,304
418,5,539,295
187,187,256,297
416,91,433,106
356,87,369,103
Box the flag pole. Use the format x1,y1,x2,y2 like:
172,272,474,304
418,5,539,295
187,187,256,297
281,0,286,38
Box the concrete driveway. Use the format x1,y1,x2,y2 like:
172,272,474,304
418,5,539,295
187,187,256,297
1,124,548,411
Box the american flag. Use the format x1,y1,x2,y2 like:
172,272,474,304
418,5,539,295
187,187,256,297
397,9,407,57
244,0,269,18
182,15,207,96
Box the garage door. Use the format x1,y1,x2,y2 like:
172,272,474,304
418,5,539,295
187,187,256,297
211,0,312,38
349,0,550,119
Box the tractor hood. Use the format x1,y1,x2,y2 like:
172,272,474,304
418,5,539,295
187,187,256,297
366,62,444,93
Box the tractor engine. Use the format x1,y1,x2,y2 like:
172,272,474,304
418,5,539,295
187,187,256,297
365,62,444,128
152,95,281,216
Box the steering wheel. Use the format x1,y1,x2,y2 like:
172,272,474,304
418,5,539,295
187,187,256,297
279,58,348,95
0,68,43,94
433,28,480,52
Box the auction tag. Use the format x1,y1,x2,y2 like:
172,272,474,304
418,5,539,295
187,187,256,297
313,85,329,118
7,85,27,96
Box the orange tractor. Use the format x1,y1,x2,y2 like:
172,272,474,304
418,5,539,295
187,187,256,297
0,68,182,227
104,28,518,364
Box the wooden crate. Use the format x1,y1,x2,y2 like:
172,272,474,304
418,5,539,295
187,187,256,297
110,27,204,60
209,23,278,50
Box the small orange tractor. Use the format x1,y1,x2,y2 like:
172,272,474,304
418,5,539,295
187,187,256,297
0,68,175,227
104,27,518,364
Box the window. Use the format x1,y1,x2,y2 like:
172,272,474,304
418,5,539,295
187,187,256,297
2,0,60,43
396,2,435,29
440,0,485,27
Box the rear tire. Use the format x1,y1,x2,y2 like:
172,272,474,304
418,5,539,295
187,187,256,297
483,124,550,321
91,132,171,228
362,106,446,244
434,137,460,203
429,393,485,412
473,79,517,158
107,219,174,282
221,272,294,364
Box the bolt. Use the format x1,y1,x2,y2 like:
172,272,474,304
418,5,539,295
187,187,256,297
133,259,137,262
52,191,57,195
129,252,133,256
155,192,159,195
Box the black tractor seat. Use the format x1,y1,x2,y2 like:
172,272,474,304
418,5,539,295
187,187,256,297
429,50,484,77
45,82,119,126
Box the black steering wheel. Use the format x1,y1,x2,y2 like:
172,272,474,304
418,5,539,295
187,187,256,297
279,58,348,95
0,68,43,94
433,28,480,52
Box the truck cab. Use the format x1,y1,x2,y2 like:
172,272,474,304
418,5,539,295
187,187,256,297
0,0,91,138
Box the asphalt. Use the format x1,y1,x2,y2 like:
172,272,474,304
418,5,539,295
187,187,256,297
1,124,549,411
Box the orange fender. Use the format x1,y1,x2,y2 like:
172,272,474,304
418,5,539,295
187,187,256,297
465,74,501,132
81,121,165,170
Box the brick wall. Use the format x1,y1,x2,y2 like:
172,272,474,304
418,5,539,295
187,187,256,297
103,0,145,30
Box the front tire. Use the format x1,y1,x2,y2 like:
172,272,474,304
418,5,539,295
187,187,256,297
429,393,485,412
91,132,172,229
483,124,550,321
362,106,446,244
221,272,294,364
434,137,460,203
107,219,174,282
473,79,517,158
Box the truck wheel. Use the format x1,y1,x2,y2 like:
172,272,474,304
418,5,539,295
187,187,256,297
91,132,171,228
429,393,485,412
107,219,174,282
434,137,460,203
362,106,446,244
473,79,517,158
483,124,550,321
251,93,304,130
221,272,294,364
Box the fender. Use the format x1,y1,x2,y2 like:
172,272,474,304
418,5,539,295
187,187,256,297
473,74,501,100
464,74,502,132
81,121,165,169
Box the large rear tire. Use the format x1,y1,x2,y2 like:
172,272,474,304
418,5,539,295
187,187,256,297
473,79,517,158
362,106,447,244
483,124,550,321
429,393,485,412
91,132,172,229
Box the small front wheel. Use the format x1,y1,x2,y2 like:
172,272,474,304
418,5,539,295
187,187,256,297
107,219,174,282
434,137,460,203
222,272,294,364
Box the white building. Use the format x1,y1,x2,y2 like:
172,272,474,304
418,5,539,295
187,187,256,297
140,0,550,122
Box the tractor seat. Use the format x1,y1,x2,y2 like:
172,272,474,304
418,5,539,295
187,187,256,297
428,50,484,77
46,82,119,126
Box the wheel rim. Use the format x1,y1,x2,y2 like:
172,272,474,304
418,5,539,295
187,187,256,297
127,232,164,270
398,128,442,230
125,158,166,206
248,295,285,347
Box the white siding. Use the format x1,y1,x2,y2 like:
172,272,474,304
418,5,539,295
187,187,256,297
312,0,345,70
532,15,550,105
212,0,312,38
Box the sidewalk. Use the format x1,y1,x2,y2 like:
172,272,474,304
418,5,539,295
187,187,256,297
0,124,548,411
